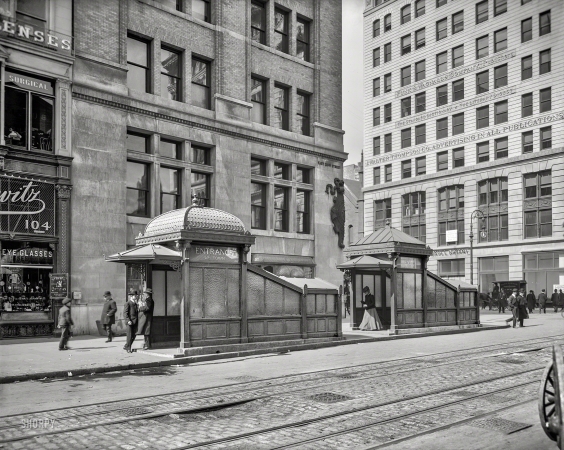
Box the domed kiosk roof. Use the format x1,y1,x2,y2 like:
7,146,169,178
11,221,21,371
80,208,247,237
136,206,254,246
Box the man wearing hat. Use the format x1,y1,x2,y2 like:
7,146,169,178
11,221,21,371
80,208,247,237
136,288,154,350
123,291,138,353
58,297,74,350
100,291,117,343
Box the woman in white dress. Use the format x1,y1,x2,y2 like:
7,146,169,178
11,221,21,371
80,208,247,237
359,286,383,330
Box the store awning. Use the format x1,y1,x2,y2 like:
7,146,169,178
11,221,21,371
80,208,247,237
106,244,181,264
336,255,393,269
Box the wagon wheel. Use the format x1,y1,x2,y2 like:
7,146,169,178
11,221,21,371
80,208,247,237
538,345,564,447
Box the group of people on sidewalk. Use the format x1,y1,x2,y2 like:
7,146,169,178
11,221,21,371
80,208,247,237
502,287,562,328
491,287,563,314
57,289,154,352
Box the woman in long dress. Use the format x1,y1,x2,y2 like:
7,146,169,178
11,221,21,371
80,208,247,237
359,286,383,330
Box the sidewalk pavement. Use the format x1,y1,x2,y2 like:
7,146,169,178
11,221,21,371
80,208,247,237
0,314,509,383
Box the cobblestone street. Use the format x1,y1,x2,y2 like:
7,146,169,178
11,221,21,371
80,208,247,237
0,312,561,450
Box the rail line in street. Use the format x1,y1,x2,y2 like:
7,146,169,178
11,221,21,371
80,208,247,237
0,335,560,449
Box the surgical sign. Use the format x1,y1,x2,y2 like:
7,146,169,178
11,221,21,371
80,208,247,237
0,177,56,236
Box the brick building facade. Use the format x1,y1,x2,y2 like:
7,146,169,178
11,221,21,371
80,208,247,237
70,0,345,333
363,0,563,296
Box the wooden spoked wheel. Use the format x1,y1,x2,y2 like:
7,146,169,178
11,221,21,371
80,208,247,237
539,345,564,448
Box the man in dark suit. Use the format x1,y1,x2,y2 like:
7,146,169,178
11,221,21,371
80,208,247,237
136,288,154,350
58,297,73,351
101,291,117,343
123,294,138,353
552,289,559,313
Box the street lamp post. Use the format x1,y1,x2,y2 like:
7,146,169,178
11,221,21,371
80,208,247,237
469,209,487,286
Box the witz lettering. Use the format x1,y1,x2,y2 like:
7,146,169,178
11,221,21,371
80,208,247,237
1,19,71,51
0,181,46,215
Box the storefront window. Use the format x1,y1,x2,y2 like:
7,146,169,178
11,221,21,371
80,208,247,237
4,73,54,152
0,242,52,315
523,252,564,296
478,256,509,295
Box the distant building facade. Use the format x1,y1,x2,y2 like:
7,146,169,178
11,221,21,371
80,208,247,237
69,0,345,333
363,0,563,295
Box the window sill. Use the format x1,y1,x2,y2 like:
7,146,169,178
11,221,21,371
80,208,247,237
250,41,315,68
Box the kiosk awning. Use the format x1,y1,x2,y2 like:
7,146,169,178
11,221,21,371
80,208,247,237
278,277,339,291
336,255,393,269
106,244,181,264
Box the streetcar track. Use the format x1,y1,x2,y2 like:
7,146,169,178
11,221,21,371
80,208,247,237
1,333,560,430
0,362,547,445
0,338,557,437
0,336,560,449
175,378,542,450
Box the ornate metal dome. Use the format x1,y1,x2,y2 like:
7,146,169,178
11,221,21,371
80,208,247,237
142,206,249,238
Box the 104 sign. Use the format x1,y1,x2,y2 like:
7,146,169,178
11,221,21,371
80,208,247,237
0,177,55,236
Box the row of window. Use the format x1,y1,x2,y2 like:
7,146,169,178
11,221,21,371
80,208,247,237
250,158,313,233
374,171,552,245
373,0,546,40
251,1,311,62
127,34,212,108
159,0,312,62
395,88,551,145
373,58,551,127
250,77,311,135
373,126,552,182
159,0,211,22
126,130,212,216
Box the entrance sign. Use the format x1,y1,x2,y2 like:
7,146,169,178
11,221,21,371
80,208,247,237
49,273,68,298
190,245,239,264
0,176,55,236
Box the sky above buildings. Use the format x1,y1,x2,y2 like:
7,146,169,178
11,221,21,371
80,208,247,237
342,0,364,166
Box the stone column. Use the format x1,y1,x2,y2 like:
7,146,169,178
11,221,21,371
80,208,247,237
55,185,72,274
55,79,72,157
180,241,191,349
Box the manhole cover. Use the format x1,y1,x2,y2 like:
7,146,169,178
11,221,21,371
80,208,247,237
498,358,527,365
227,375,260,381
120,407,152,417
308,392,353,404
468,417,532,434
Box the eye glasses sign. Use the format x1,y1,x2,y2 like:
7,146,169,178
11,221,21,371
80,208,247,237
0,176,56,236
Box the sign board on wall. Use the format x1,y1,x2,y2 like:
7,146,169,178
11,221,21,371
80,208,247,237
49,273,68,298
446,230,458,243
0,177,56,236
189,245,239,264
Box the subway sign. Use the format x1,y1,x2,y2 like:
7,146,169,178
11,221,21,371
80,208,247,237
0,176,55,236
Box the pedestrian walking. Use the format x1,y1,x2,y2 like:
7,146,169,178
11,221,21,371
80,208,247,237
123,293,138,353
58,297,74,351
526,290,536,314
358,286,383,331
507,289,521,328
551,289,559,313
100,291,117,343
498,289,508,314
136,288,154,350
538,289,548,314
517,289,528,327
